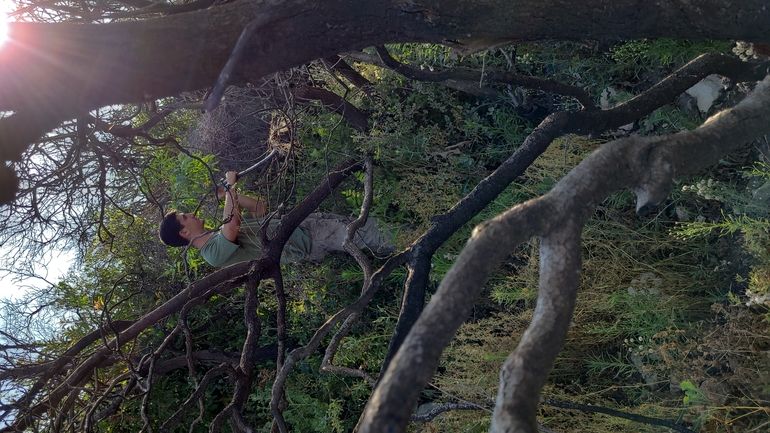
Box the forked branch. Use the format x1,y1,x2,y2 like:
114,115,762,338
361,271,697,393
377,52,770,378
358,76,770,433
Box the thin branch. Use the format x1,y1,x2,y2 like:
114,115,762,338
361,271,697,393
269,251,408,432
411,402,493,422
158,365,229,433
318,156,377,383
542,398,695,433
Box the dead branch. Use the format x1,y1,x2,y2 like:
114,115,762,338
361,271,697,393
358,76,770,433
319,156,377,384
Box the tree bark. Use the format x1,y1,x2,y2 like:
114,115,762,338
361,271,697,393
357,76,770,433
1,0,770,167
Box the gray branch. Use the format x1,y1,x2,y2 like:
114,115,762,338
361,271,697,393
358,76,770,433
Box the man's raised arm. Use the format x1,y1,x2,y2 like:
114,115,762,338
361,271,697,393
217,184,267,218
221,171,241,242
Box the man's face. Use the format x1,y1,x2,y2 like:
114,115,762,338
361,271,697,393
177,213,205,238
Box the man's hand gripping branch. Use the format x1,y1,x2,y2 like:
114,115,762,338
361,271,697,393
218,171,268,243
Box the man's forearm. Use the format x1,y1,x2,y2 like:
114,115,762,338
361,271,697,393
223,189,241,222
236,193,267,218
221,181,242,242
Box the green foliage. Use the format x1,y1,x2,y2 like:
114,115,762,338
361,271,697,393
611,39,732,69
585,351,639,379
283,393,346,433
674,161,770,298
681,380,709,406
148,151,218,214
643,104,702,133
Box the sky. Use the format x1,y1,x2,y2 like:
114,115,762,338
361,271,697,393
0,4,74,299
0,247,75,299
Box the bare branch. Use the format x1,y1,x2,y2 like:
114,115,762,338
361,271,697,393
317,156,377,384
377,51,770,377
269,251,408,432
370,46,596,108
542,398,695,433
158,365,230,433
359,76,770,433
411,402,493,422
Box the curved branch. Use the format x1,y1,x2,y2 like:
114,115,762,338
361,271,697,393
377,51,770,376
318,156,378,384
372,45,596,108
294,86,369,132
359,76,770,433
270,251,409,431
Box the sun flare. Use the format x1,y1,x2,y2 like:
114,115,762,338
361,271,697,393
0,11,8,46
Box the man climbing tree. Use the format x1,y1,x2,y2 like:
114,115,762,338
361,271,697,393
158,171,394,266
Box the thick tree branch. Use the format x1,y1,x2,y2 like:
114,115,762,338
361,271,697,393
2,0,770,197
359,76,770,433
376,52,770,377
492,223,582,432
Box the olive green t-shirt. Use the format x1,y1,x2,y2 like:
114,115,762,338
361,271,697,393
199,214,311,267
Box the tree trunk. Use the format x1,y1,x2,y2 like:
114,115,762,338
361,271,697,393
1,0,769,165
